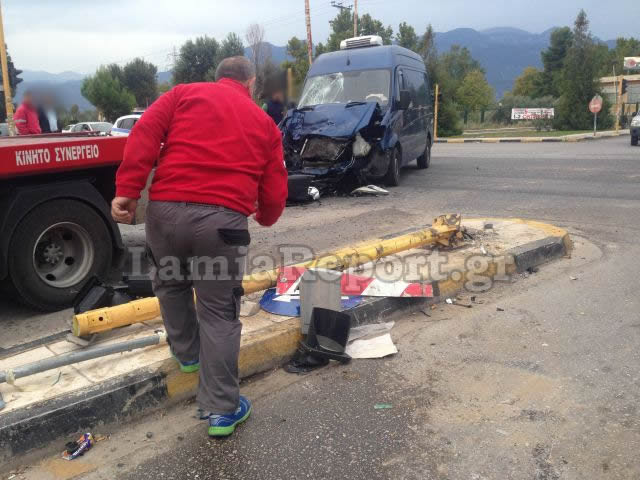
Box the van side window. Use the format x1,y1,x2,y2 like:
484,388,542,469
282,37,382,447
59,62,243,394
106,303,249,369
405,70,427,107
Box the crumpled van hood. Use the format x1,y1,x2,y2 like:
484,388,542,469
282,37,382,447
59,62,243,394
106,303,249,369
284,102,382,140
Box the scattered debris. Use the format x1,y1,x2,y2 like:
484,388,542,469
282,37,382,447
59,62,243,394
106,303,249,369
541,343,549,347
453,303,473,309
446,298,454,304
145,432,154,439
94,434,108,442
239,299,260,317
346,333,398,359
374,403,393,410
497,307,505,312
484,223,494,230
496,429,509,436
308,186,321,201
570,276,578,281
351,185,390,197
62,433,94,461
480,245,488,255
526,266,539,274
348,322,395,343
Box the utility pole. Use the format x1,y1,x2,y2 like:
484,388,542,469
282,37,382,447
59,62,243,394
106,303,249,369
614,65,620,133
0,0,15,136
305,0,313,66
353,0,358,36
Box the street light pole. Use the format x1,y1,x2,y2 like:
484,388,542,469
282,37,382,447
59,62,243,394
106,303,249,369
353,0,358,37
0,0,15,136
305,0,313,66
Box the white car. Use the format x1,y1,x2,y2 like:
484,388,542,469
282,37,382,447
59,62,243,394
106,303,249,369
62,124,75,133
70,122,113,134
111,114,142,137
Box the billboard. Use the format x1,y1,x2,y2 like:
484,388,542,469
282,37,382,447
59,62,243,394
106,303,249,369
511,108,555,120
624,57,640,71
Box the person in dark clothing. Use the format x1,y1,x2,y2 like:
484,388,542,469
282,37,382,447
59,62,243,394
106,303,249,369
264,89,285,126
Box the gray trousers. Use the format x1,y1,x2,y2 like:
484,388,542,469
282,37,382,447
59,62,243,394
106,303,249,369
145,201,248,414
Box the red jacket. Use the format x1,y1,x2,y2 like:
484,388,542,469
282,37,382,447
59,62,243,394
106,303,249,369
14,102,41,135
116,79,288,226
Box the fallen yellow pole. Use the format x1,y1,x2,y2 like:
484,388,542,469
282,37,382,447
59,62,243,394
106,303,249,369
73,214,462,336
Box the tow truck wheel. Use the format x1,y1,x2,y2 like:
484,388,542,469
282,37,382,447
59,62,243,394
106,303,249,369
384,147,401,187
8,200,112,311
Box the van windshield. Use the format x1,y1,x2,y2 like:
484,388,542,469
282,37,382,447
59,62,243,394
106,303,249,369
298,69,391,108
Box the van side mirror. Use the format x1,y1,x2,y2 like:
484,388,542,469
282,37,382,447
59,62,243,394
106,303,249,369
399,90,411,110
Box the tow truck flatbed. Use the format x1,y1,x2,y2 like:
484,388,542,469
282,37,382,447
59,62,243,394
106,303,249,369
0,133,127,180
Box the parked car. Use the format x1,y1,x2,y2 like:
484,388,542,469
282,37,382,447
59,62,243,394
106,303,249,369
62,124,75,133
280,35,434,195
71,122,113,134
111,113,142,137
631,113,639,146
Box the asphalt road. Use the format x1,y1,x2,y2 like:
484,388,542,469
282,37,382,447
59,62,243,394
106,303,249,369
5,137,640,479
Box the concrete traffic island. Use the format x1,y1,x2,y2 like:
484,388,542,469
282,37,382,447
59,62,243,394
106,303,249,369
0,217,572,463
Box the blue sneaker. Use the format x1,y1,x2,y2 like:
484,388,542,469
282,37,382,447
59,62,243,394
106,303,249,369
208,396,252,437
170,351,200,374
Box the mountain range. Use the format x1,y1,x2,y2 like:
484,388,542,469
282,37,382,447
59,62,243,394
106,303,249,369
14,28,616,110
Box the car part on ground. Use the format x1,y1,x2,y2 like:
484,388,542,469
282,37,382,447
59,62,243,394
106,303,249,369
0,332,167,387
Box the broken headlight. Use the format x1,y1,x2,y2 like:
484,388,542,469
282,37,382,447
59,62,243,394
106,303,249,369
352,133,372,158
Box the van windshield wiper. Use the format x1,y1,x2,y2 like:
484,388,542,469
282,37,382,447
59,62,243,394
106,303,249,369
297,105,315,111
344,101,367,108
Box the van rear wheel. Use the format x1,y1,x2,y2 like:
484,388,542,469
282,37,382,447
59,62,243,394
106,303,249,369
417,140,431,169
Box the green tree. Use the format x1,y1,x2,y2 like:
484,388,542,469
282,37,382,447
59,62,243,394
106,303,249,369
439,45,484,81
220,33,245,59
325,10,392,51
123,58,158,107
598,37,640,76
396,22,418,51
539,27,573,97
281,36,310,92
173,36,221,84
512,66,542,97
457,70,494,123
359,14,393,44
555,10,609,130
81,66,136,122
417,25,437,76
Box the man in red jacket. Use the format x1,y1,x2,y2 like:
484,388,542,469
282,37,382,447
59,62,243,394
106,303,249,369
14,92,41,135
112,56,288,437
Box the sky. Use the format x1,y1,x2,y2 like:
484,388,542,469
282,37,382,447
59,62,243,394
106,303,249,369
4,0,639,74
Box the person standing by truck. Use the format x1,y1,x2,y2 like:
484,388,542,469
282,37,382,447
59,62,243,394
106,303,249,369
111,56,288,437
14,91,41,135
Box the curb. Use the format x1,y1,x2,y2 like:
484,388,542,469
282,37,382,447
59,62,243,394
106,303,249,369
436,131,628,143
0,218,572,463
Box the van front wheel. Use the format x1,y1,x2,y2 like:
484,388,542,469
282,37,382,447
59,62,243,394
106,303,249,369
383,147,401,187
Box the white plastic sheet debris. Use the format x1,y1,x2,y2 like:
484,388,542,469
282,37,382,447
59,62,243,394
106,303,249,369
346,322,397,359
351,185,389,196
346,333,398,359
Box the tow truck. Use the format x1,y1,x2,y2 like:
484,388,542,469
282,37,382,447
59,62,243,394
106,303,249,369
0,132,128,311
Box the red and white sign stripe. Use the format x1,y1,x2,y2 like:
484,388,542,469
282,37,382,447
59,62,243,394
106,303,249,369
277,266,434,298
